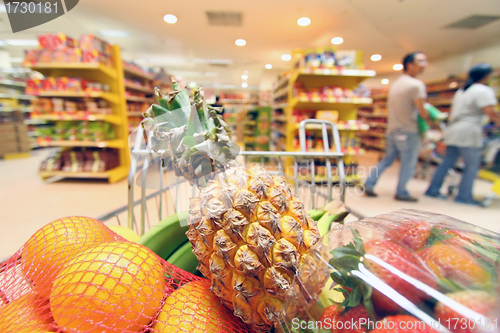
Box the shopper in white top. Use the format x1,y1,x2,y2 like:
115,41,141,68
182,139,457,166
425,63,500,205
365,52,430,202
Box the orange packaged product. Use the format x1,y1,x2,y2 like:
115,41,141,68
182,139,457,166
25,79,41,95
66,48,82,62
52,50,67,62
24,49,39,63
39,50,52,63
56,77,68,91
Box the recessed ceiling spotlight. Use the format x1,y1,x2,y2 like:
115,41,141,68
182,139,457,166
281,54,292,61
235,39,246,46
241,74,248,80
371,54,382,61
393,64,403,70
242,82,248,88
98,30,130,38
331,37,343,45
381,79,389,85
163,14,177,24
297,17,311,26
265,64,272,69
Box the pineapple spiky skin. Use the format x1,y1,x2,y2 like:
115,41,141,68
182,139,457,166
186,162,321,331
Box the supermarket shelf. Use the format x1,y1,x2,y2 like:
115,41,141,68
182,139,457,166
0,80,26,88
1,152,31,160
0,93,37,100
371,94,388,100
273,87,288,100
0,107,33,112
123,67,155,81
34,91,119,104
126,96,153,103
124,82,153,94
25,119,48,125
365,142,386,150
36,139,125,149
360,113,387,118
290,97,373,110
298,173,363,184
127,111,144,117
292,123,369,131
245,120,257,126
273,115,287,122
291,69,376,89
273,76,289,92
273,103,289,110
368,122,387,129
275,127,287,136
367,132,386,138
31,113,122,125
272,139,286,151
26,62,117,80
39,165,128,183
221,99,258,104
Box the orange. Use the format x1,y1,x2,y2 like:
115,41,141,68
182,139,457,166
21,216,117,297
50,241,166,333
152,280,234,333
0,292,54,333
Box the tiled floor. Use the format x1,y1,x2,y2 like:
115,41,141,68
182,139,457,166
0,149,499,259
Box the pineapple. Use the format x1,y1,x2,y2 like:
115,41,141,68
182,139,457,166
143,80,321,331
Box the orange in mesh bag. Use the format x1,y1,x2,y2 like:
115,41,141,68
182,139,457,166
21,216,119,298
0,216,253,333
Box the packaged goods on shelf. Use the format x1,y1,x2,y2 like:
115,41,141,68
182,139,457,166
24,33,114,67
35,121,115,142
39,149,119,173
26,77,109,95
31,98,110,115
126,101,150,113
293,84,371,102
295,48,365,70
0,122,30,155
124,78,152,91
122,60,156,79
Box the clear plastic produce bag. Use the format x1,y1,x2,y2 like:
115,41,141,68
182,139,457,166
281,209,500,333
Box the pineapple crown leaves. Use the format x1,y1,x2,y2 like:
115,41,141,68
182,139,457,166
328,228,376,320
142,79,240,185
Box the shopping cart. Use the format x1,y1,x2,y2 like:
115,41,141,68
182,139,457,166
97,119,363,235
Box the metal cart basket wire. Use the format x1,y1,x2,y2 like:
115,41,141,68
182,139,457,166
97,119,361,235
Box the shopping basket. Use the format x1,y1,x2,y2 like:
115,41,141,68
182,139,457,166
97,119,362,235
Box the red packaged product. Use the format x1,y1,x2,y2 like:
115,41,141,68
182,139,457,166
55,77,68,91
24,50,39,63
38,34,52,49
79,34,110,54
41,78,56,92
25,79,41,95
51,33,77,50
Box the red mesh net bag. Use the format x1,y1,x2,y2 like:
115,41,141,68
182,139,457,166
0,216,252,333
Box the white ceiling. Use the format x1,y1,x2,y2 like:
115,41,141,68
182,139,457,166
0,0,499,89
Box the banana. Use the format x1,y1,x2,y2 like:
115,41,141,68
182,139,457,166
317,212,337,236
138,210,189,260
166,241,199,275
307,209,326,221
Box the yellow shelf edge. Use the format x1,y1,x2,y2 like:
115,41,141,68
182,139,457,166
26,62,117,80
36,139,124,149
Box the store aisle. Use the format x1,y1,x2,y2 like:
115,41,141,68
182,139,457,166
1,150,499,259
344,151,500,232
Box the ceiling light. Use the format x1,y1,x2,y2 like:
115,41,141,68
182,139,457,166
241,74,248,80
98,30,130,37
235,39,246,46
265,64,272,69
281,54,292,61
331,37,343,45
297,17,311,26
371,54,382,61
0,41,6,46
5,39,39,46
164,14,178,24
393,64,403,70
381,79,389,85
242,82,248,88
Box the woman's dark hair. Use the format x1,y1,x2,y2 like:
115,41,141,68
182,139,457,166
402,52,423,71
463,63,493,91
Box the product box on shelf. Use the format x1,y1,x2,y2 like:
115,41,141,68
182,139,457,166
38,33,77,50
281,209,500,333
79,34,113,56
